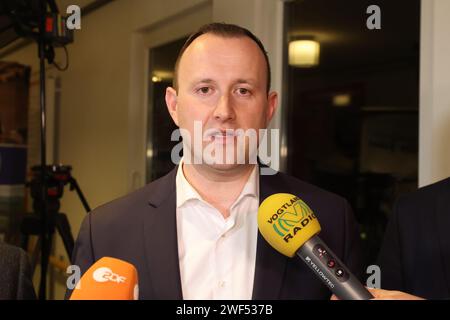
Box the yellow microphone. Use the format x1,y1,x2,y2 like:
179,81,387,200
69,257,139,300
258,193,373,300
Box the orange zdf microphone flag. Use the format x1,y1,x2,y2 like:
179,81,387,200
70,257,139,300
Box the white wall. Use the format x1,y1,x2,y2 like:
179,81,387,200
420,0,450,187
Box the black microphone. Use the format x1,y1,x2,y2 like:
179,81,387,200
257,193,373,300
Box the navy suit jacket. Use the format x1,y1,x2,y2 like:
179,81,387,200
377,177,450,299
68,166,363,299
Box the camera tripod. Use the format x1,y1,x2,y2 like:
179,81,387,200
20,165,91,300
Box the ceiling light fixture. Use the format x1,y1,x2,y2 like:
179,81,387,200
288,39,320,67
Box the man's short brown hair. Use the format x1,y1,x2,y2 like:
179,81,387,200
173,22,271,93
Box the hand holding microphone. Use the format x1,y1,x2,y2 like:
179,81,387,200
258,193,373,300
69,257,139,300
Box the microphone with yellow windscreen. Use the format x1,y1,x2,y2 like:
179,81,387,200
69,257,139,300
258,193,373,300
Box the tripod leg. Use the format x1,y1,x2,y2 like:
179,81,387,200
69,177,91,213
55,213,75,262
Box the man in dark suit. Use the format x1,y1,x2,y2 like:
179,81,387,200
375,177,450,299
0,243,36,300
68,23,363,299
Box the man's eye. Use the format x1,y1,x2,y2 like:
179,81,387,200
237,88,250,95
197,87,211,94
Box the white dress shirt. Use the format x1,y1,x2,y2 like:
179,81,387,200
175,159,259,300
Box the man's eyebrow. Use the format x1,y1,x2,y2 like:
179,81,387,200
235,78,257,85
192,78,216,84
189,78,259,87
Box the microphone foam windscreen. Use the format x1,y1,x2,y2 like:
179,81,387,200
257,193,321,257
70,257,139,300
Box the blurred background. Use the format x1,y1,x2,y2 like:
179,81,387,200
0,0,449,299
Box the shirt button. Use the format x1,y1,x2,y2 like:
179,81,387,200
219,281,226,288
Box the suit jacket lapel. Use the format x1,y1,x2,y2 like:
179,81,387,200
252,169,288,299
143,167,183,299
436,179,450,296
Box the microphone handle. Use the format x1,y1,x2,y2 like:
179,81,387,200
296,235,373,300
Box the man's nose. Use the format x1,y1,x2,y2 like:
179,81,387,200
213,93,236,122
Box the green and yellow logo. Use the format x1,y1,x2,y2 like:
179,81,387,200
258,193,321,257
269,197,314,237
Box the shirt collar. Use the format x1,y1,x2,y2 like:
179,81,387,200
176,158,203,208
175,158,259,209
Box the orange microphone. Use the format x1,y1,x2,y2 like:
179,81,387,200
69,257,139,300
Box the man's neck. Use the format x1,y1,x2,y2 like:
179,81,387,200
182,162,256,219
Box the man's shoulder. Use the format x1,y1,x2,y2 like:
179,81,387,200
88,167,177,222
0,243,29,269
395,177,450,219
88,167,350,225
417,177,449,197
390,177,450,231
263,170,348,205
0,243,36,300
263,171,352,235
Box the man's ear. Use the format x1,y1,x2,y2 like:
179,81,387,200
165,87,179,126
266,91,278,124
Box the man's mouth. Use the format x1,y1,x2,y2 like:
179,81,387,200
205,129,240,143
